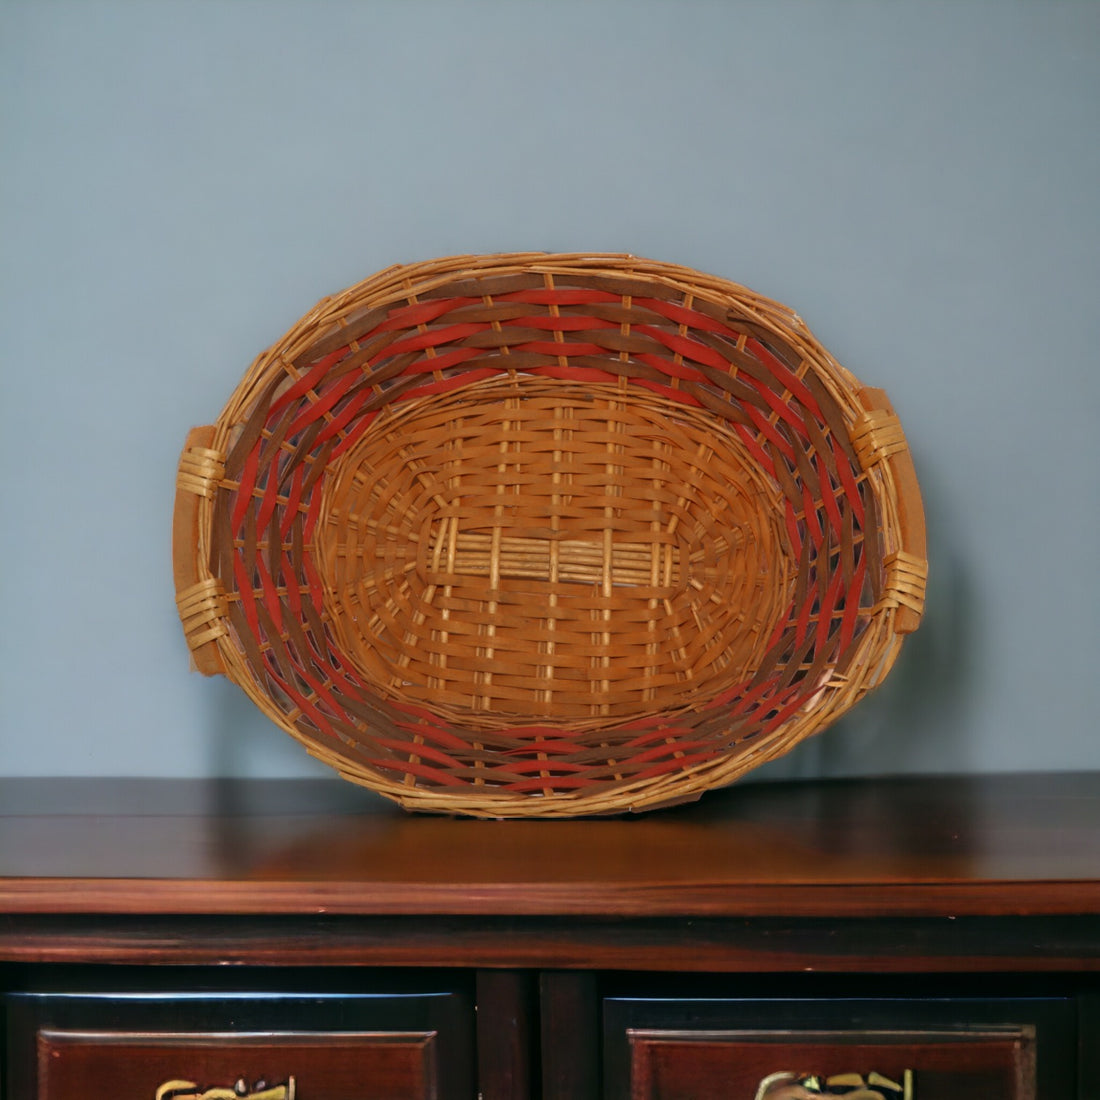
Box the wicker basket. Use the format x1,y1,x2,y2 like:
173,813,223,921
173,253,926,817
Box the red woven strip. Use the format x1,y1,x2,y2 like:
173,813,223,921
816,453,844,537
708,678,754,710
396,345,499,376
396,345,488,375
394,366,505,403
513,339,610,358
364,757,468,787
614,739,716,765
309,633,380,701
632,377,705,408
801,483,824,547
313,389,373,449
838,550,867,653
793,578,815,648
633,324,733,373
491,759,588,776
765,607,794,654
377,296,479,331
831,436,865,529
745,337,822,417
496,724,590,739
329,406,381,459
615,714,695,735
257,598,357,733
300,543,326,627
374,321,491,360
301,472,324,542
263,656,336,739
530,364,621,385
504,314,617,333
784,500,803,560
281,653,346,731
738,371,812,444
759,689,816,737
720,673,786,715
622,724,704,747
269,345,352,418
286,371,359,438
497,752,723,791
815,564,846,654
230,444,261,534
500,774,606,793
633,297,736,337
390,700,449,724
627,750,723,783
366,736,468,770
744,402,797,466
317,649,371,702
279,465,307,541
734,421,781,477
633,351,709,384
392,719,484,754
254,461,282,537
254,552,284,637
503,739,591,756
233,550,261,648
281,555,304,625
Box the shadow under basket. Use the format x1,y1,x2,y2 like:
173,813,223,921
173,253,927,818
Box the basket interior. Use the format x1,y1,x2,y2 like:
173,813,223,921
316,376,794,730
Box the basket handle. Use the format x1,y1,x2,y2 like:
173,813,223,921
855,388,928,634
173,425,228,676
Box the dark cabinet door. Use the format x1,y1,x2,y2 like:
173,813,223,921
6,989,475,1100
604,996,1076,1100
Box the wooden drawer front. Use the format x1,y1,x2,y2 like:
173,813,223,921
604,997,1076,1100
627,1028,1031,1100
34,1030,435,1100
6,991,473,1100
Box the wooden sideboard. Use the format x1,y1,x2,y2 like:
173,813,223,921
2,772,1099,1099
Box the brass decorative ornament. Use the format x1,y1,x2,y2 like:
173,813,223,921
155,1079,295,1100
753,1069,913,1099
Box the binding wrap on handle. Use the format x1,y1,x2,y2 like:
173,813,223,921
173,425,228,676
853,388,928,635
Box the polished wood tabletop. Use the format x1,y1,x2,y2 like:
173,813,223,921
1,772,1098,918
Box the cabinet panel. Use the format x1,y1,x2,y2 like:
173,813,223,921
604,996,1075,1100
34,1030,435,1100
5,990,474,1100
627,1027,1032,1099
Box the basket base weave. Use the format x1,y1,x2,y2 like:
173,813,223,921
316,377,793,733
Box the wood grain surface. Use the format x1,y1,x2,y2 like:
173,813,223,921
2,774,1098,919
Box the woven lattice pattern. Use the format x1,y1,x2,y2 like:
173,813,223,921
174,253,926,816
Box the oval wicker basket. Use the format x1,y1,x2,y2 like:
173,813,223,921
174,253,927,817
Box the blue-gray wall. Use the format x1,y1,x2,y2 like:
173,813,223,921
2,0,1097,781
